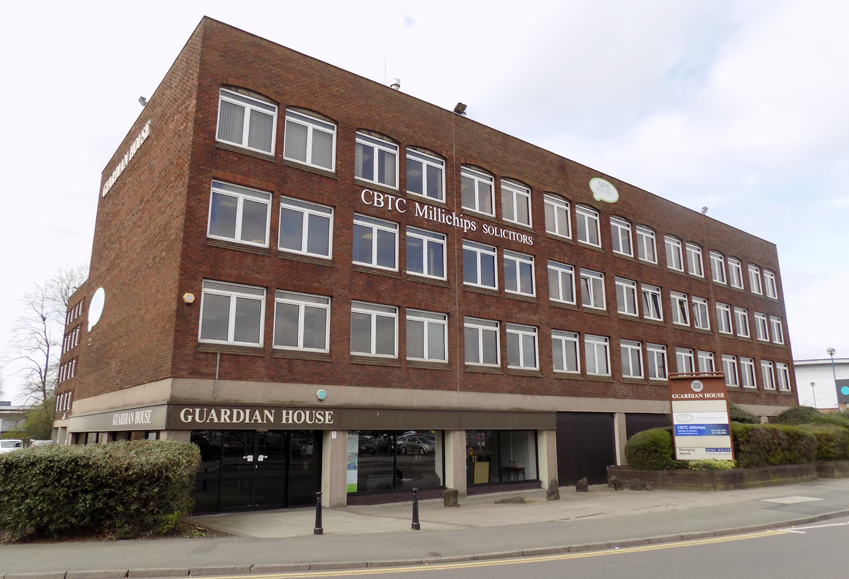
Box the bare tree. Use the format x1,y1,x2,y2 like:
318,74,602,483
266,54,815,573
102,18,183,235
46,264,89,312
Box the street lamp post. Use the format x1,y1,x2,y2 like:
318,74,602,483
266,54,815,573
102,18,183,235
828,348,839,410
810,382,817,408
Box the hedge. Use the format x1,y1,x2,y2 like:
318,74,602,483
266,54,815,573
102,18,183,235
0,440,200,541
798,423,849,461
731,423,816,468
625,428,675,470
773,406,825,425
728,401,760,425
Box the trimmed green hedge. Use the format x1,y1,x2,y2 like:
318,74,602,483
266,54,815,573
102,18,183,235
625,428,676,470
728,401,760,424
0,440,199,541
773,406,825,425
798,424,849,461
731,423,816,468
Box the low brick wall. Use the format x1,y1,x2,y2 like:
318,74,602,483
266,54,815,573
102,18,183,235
607,464,818,491
816,461,849,478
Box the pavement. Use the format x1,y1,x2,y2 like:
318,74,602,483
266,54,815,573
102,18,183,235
5,478,849,578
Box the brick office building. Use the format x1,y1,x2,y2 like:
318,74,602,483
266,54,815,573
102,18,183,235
53,18,797,513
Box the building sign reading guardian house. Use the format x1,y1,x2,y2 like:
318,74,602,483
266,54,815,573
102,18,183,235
175,406,334,428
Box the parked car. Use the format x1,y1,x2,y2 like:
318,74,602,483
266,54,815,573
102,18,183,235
30,440,54,448
396,434,435,455
0,439,23,454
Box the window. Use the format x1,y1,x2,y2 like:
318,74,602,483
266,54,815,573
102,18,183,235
770,317,784,344
636,226,657,263
728,258,744,289
748,264,763,295
576,205,601,247
503,251,535,296
283,110,335,170
507,324,538,370
776,362,792,392
552,330,580,373
353,214,397,270
406,227,446,280
406,150,444,201
279,196,333,258
722,355,739,387
611,217,633,257
355,133,398,188
273,291,330,352
647,344,667,380
710,252,726,284
754,313,769,342
716,303,733,334
580,269,606,310
665,236,683,271
740,357,757,388
501,180,532,226
548,261,576,304
686,243,704,277
207,181,271,247
642,284,663,321
461,167,494,216
199,280,265,346
464,318,500,366
463,240,497,289
670,291,689,326
761,361,776,390
544,195,571,239
406,310,447,362
676,348,695,373
697,350,715,373
585,335,610,376
351,302,397,357
692,297,710,330
216,88,277,154
764,270,778,299
621,340,643,378
615,278,639,316
734,308,750,338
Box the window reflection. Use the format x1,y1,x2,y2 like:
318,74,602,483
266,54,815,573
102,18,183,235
466,430,538,485
347,431,443,493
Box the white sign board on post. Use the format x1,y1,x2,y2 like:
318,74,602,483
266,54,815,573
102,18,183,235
668,373,734,461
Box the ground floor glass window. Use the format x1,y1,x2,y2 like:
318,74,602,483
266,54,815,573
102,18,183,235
466,430,538,485
347,431,444,493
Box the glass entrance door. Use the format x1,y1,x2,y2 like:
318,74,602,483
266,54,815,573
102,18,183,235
254,431,288,509
287,430,320,507
219,430,255,511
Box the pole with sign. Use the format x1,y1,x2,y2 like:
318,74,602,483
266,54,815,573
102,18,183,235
668,372,734,461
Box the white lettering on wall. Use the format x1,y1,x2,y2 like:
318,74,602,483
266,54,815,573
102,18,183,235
102,121,152,197
178,407,334,426
112,409,153,426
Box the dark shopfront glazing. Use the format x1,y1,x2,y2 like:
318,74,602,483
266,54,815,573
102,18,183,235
466,430,538,485
347,431,444,494
191,430,321,513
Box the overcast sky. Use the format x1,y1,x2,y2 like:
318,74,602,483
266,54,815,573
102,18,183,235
1,0,847,406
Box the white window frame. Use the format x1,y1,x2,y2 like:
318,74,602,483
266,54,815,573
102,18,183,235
503,250,535,296
552,330,580,374
406,227,447,280
501,180,532,227
461,167,495,217
665,236,684,271
355,132,399,189
748,264,763,295
216,88,278,155
544,194,571,239
770,317,785,345
754,312,769,342
734,307,750,338
636,226,657,264
761,360,776,390
580,269,606,310
406,309,448,363
272,291,331,353
697,350,715,373
585,334,611,376
615,277,639,317
464,317,500,367
611,217,633,257
686,243,704,277
692,297,710,330
722,355,739,387
576,205,601,247
776,362,792,392
405,149,445,202
463,240,498,290
353,214,398,271
283,110,336,171
641,284,663,321
506,323,539,370
647,344,668,381
716,303,733,335
621,340,643,379
710,251,726,284
278,196,334,259
671,291,690,326
548,261,576,305
764,270,778,299
199,280,266,347
350,301,398,358
740,357,757,389
728,258,744,289
676,348,695,373
207,181,272,248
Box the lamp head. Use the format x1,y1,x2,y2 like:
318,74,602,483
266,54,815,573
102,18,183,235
828,347,836,356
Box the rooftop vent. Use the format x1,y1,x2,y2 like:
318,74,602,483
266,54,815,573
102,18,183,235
390,78,401,90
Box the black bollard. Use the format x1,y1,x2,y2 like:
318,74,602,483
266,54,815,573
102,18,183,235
314,491,323,535
411,488,421,531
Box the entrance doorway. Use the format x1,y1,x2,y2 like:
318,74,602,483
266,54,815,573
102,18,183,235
191,430,321,513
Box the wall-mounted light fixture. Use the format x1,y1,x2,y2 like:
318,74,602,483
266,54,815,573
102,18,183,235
183,293,195,305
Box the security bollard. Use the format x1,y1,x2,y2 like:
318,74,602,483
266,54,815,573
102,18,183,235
411,488,421,531
314,491,323,535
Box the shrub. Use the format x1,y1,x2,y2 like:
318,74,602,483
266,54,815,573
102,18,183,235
798,424,849,461
625,428,674,470
687,459,736,471
731,423,816,468
0,440,200,542
773,406,823,425
728,401,760,424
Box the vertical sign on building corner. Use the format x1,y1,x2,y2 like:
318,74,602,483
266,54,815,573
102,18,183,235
668,373,734,461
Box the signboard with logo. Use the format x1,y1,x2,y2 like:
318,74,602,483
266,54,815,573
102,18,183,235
836,379,849,405
668,373,734,461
